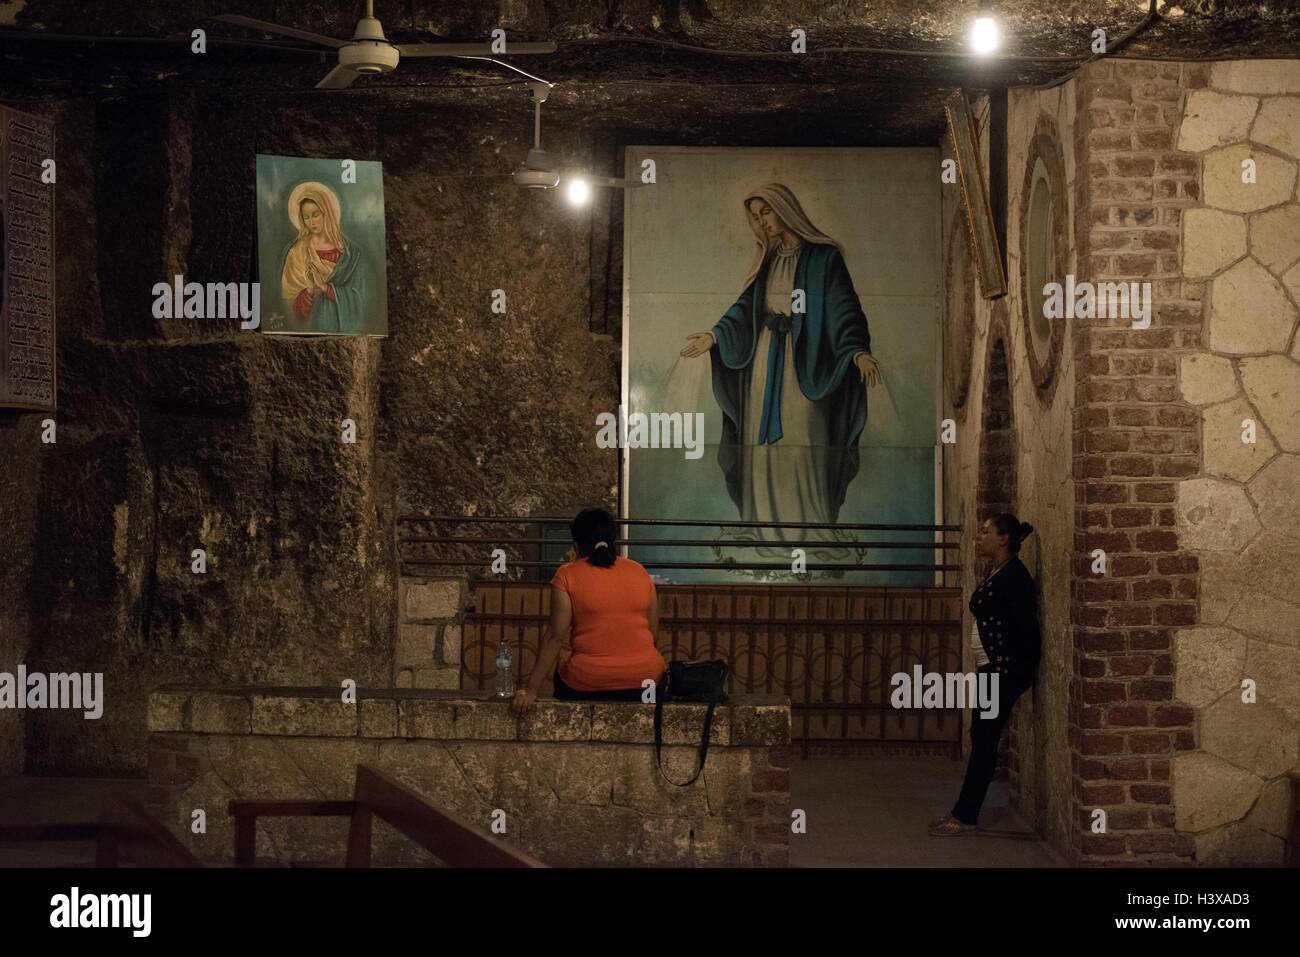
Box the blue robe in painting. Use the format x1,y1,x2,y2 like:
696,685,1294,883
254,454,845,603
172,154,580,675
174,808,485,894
709,241,872,521
280,240,370,334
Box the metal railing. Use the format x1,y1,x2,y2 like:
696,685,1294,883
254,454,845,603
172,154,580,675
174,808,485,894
398,514,964,755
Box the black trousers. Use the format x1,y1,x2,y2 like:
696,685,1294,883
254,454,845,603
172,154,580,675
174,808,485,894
951,664,1033,825
551,668,666,702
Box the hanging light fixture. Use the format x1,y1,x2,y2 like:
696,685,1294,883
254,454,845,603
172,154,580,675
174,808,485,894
970,2,1001,56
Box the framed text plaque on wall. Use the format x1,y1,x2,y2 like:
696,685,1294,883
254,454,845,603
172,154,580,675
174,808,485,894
0,104,55,411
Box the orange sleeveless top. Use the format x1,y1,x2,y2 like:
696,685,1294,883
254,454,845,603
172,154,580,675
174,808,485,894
550,557,667,692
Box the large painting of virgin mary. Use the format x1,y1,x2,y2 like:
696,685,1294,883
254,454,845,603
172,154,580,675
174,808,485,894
623,148,939,585
255,154,388,336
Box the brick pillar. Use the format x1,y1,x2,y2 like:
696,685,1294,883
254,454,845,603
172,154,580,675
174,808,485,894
1069,59,1204,863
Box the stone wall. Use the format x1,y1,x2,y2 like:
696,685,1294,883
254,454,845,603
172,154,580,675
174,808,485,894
1167,60,1300,865
395,577,466,689
941,79,1078,854
1070,57,1300,865
0,89,618,775
146,687,792,867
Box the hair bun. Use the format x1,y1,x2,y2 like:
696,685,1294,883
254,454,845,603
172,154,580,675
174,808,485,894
1019,522,1034,538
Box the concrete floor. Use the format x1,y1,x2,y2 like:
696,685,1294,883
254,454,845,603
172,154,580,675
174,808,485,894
790,755,1064,867
0,757,1064,867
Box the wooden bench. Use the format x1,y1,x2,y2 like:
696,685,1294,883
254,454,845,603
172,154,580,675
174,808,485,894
228,764,547,867
1288,771,1300,867
0,794,201,867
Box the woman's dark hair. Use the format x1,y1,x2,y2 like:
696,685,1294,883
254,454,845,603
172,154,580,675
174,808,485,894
990,513,1034,554
571,508,618,568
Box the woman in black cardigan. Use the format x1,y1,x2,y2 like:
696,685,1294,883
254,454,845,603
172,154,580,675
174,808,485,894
930,512,1041,835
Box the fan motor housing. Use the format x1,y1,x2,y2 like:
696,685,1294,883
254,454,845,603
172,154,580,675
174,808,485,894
340,40,399,74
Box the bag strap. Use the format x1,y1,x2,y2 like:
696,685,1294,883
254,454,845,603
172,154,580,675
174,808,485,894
653,697,716,788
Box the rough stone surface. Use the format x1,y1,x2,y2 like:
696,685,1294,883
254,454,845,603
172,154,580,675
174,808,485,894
1182,208,1247,277
1243,639,1300,723
1250,96,1300,159
1178,353,1238,405
1202,397,1278,482
1195,820,1284,865
404,580,464,622
1211,60,1300,96
1246,776,1292,838
1200,698,1298,777
1172,752,1260,833
1232,593,1300,646
1203,144,1297,213
396,624,438,668
1240,357,1300,452
1175,478,1259,553
1173,627,1245,709
1248,204,1300,274
1176,90,1258,152
146,690,792,866
1246,454,1300,542
1208,258,1296,353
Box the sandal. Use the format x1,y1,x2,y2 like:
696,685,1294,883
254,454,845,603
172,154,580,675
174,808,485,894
928,815,977,836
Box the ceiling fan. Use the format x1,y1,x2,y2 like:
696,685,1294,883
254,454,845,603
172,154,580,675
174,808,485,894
212,0,557,89
512,81,641,195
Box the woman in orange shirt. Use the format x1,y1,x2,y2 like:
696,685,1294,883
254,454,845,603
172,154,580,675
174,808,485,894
510,509,667,715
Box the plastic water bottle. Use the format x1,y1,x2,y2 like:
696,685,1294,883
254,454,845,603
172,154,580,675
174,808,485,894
494,641,514,698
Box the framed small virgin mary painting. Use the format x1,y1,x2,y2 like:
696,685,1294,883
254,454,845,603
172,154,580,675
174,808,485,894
255,153,389,337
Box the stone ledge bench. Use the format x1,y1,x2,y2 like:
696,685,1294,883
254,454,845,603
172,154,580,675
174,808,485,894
146,686,792,867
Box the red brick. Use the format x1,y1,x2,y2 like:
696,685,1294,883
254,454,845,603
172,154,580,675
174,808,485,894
1084,580,1128,601
1152,704,1194,726
1154,406,1198,428
1104,758,1149,781
1081,834,1127,855
1082,784,1126,804
1082,733,1126,755
1134,379,1179,402
1083,631,1126,653
1109,656,1154,677
1131,579,1172,600
1108,604,1153,626
1084,681,1127,704
1156,555,1197,574
1129,629,1171,651
1136,530,1179,551
1130,679,1174,701
1107,704,1149,726
1156,456,1199,477
1111,507,1153,528
1154,602,1196,625
1109,555,1153,576
1107,806,1152,829
1083,431,1131,454
1111,455,1155,476
767,746,792,769
1127,732,1172,754
1112,406,1153,426
1130,784,1172,803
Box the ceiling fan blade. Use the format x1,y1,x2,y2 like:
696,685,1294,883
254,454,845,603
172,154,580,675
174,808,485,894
212,14,347,48
316,64,360,89
395,41,558,57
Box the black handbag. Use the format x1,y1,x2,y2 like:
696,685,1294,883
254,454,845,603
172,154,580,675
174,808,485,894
653,659,729,787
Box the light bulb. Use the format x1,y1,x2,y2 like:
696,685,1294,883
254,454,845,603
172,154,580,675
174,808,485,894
970,16,1000,55
565,178,591,205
